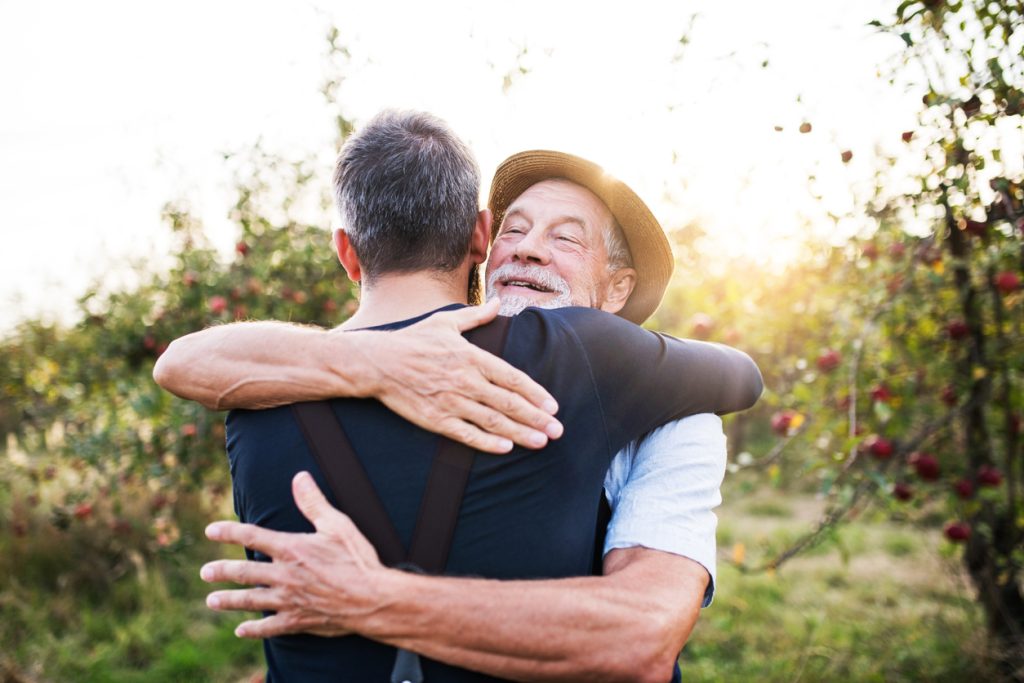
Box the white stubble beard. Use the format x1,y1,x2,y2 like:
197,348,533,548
485,263,574,316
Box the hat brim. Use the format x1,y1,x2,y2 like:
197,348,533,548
487,150,673,325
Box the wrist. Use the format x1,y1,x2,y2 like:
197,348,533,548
324,329,381,399
356,565,420,640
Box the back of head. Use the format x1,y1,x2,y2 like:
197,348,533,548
332,110,481,283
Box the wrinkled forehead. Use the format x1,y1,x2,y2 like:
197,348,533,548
501,178,614,231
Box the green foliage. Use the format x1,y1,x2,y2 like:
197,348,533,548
660,0,1023,668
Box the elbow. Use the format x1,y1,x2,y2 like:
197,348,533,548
152,344,177,391
745,360,765,410
732,352,763,412
152,340,221,410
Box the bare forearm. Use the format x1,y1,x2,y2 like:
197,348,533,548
153,322,370,410
358,551,704,683
204,481,703,681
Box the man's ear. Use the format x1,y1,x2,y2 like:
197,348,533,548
599,268,637,315
334,229,362,283
469,209,492,266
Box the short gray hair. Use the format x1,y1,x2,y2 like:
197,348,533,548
332,110,481,282
603,217,633,272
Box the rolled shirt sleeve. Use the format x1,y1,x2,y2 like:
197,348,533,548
602,413,727,607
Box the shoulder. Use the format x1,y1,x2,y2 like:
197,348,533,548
506,306,648,351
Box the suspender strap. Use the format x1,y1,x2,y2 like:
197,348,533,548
291,401,406,566
291,316,513,683
407,316,512,572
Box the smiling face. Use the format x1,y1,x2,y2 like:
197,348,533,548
485,179,634,315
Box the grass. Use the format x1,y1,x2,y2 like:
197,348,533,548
680,483,997,682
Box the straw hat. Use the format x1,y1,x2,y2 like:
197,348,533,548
487,150,673,324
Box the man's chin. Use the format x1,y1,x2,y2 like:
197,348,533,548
490,291,573,316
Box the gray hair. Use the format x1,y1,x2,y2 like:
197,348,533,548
332,110,481,282
603,217,633,272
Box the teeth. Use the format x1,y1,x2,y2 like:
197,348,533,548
504,280,549,292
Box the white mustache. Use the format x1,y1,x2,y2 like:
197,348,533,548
486,263,570,296
486,263,573,316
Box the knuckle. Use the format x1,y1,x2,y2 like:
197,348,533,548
483,411,503,431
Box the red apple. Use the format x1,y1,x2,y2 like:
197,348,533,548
953,479,974,499
209,295,228,316
73,502,93,520
816,349,841,373
994,271,1020,294
247,277,263,295
292,290,309,305
323,299,339,313
689,313,715,340
862,243,879,260
771,410,795,436
940,385,957,407
870,384,893,403
888,243,906,259
944,521,971,542
180,423,197,438
909,451,940,481
236,240,249,256
864,435,894,459
946,319,969,340
978,465,1003,487
893,482,913,501
142,334,157,351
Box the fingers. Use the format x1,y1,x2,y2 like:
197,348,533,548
201,558,284,587
435,415,515,454
470,348,559,418
206,586,282,612
446,394,551,450
205,520,294,558
291,472,340,532
233,612,347,639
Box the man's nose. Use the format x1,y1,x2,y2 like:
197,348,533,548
513,229,550,265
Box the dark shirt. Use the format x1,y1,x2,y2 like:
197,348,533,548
227,304,761,682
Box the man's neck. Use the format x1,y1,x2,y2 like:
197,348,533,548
340,270,468,330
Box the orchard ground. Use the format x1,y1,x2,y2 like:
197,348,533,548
0,460,996,683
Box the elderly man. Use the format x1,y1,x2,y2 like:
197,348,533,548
155,110,760,682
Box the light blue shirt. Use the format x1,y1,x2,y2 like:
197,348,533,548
603,413,726,607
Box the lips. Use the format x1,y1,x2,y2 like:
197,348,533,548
501,278,554,294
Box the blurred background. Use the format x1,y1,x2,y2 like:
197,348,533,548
1,1,1021,680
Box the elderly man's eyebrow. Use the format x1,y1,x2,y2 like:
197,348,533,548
502,208,529,225
501,209,589,231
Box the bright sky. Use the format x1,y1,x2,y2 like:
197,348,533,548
0,0,922,333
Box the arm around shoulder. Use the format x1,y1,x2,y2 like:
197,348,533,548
152,322,371,410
